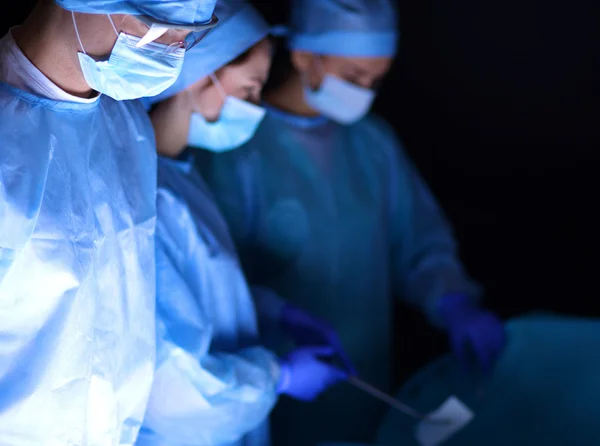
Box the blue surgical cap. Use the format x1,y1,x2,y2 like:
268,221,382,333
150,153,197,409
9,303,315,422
145,0,270,106
55,0,217,26
288,0,399,57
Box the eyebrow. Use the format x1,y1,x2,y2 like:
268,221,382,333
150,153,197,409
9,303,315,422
346,64,369,76
250,74,268,85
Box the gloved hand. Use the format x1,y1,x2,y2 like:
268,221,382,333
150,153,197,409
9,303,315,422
277,346,348,401
281,304,358,376
439,294,506,374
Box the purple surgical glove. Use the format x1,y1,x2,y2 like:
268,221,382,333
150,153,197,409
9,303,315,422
439,294,505,373
281,304,358,376
277,346,348,401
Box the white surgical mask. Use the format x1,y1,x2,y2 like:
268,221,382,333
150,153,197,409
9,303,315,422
187,74,266,152
73,13,185,101
303,72,375,125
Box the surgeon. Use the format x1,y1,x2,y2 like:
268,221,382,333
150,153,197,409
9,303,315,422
136,2,348,445
0,0,217,444
198,0,506,444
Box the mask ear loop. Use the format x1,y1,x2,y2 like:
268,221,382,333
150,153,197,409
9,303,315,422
208,73,229,121
312,55,328,91
106,15,119,37
186,74,227,120
186,89,203,115
209,73,228,100
72,12,119,55
71,12,87,54
299,53,326,93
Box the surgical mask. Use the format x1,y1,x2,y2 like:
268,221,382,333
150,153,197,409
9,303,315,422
303,73,375,125
72,13,185,101
187,74,266,152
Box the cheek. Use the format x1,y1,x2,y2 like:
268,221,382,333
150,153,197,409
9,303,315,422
75,14,120,56
117,15,150,39
306,63,326,89
197,88,224,122
325,67,347,82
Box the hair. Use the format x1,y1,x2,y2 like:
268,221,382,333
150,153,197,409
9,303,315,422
262,36,297,95
222,35,274,69
1,0,39,35
228,47,253,66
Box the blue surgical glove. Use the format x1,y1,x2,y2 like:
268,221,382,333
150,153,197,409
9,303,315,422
281,304,358,376
277,346,348,401
439,294,505,374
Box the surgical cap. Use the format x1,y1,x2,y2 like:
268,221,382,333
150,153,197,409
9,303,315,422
288,0,398,57
145,0,270,105
55,0,217,26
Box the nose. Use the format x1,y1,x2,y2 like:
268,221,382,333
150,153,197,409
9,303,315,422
356,76,378,90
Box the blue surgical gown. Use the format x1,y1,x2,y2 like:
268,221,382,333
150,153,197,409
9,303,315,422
0,83,156,445
197,107,479,445
136,155,279,446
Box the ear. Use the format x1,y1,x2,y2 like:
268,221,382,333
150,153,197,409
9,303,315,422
187,77,213,113
188,76,213,99
291,50,314,74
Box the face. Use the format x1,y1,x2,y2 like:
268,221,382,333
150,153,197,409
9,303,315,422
292,50,393,91
71,12,193,58
186,38,273,122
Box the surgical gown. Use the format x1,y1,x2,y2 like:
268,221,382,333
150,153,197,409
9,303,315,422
136,155,279,446
197,108,479,445
0,83,156,445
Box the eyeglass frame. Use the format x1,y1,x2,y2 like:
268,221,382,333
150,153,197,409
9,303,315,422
137,13,219,51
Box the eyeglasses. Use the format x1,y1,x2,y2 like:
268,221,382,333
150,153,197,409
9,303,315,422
136,13,219,51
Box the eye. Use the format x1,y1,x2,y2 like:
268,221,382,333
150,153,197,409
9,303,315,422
243,86,260,102
341,70,361,85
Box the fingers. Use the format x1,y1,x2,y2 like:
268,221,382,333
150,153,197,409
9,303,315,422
319,362,348,383
337,351,359,377
451,335,471,372
468,316,506,374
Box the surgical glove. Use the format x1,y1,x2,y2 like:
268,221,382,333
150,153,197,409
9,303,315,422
277,346,348,401
281,304,358,375
439,294,505,374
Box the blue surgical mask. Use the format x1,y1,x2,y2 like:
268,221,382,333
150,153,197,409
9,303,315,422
303,74,375,125
187,75,266,152
73,14,185,101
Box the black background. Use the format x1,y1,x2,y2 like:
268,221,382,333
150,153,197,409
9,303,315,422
4,0,600,383
249,0,600,383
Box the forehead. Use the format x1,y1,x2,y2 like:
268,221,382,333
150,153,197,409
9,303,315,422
225,41,273,74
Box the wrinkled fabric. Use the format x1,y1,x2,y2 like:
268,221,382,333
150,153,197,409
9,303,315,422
137,155,279,446
198,107,479,445
277,346,347,401
378,314,600,446
0,83,156,445
145,2,270,106
77,33,185,101
303,74,375,125
187,94,266,152
288,0,398,57
281,303,357,375
56,0,217,26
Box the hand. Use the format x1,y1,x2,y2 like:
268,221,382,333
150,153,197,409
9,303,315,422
281,304,358,375
277,346,348,401
439,294,505,374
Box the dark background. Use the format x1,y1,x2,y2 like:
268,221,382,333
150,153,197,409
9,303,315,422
248,0,600,384
4,0,600,384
